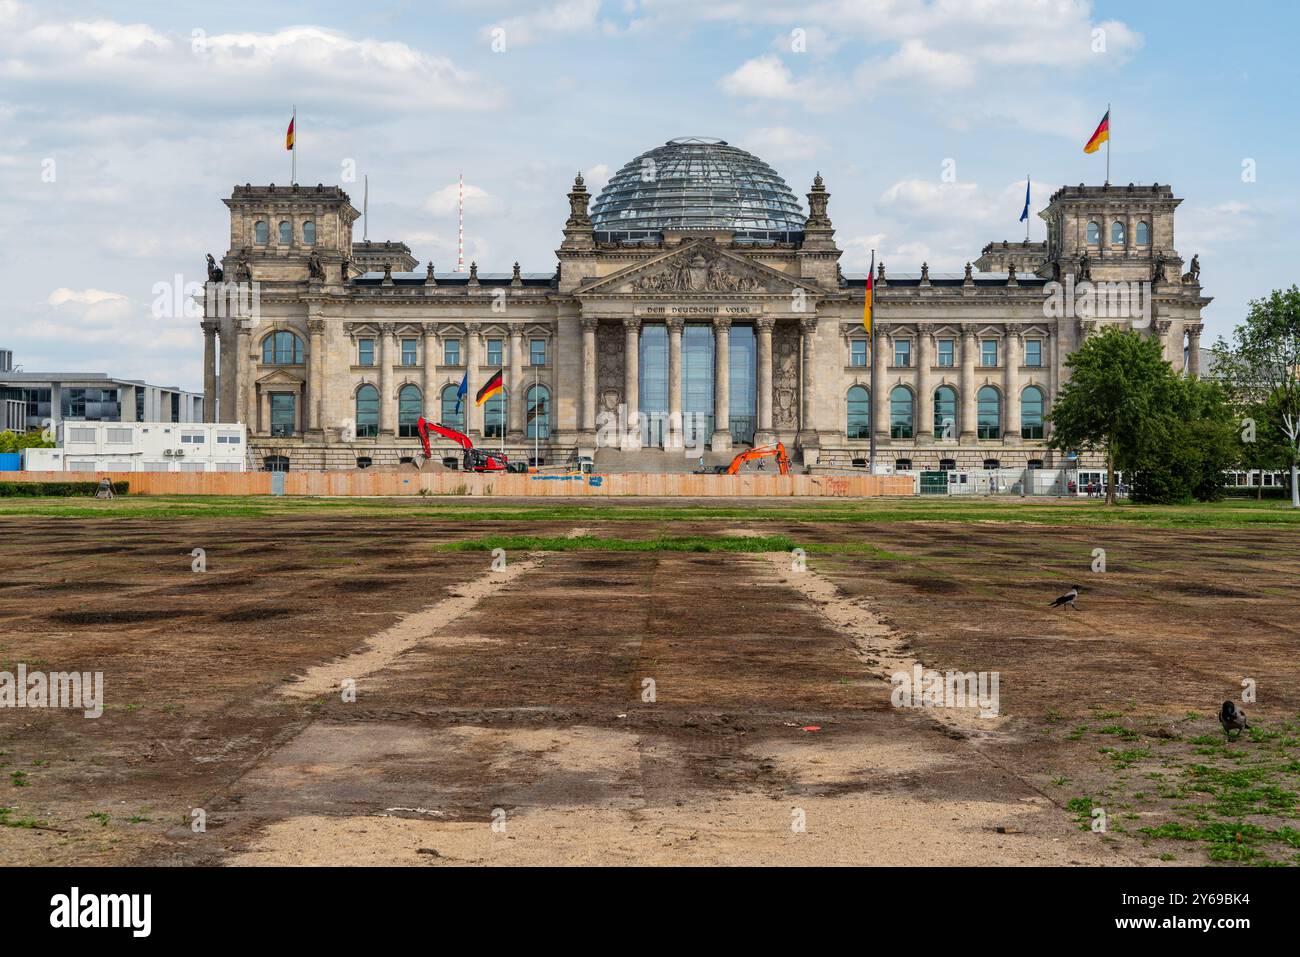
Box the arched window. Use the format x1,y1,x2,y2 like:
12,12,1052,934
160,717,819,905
977,386,1001,439
889,386,913,439
526,384,550,439
261,331,303,365
254,221,269,245
847,385,870,439
355,385,379,438
1086,221,1100,244
398,384,422,438
483,392,505,439
1135,221,1150,245
933,386,957,440
303,220,316,245
1111,220,1125,245
440,384,465,432
278,220,292,244
1021,386,1045,440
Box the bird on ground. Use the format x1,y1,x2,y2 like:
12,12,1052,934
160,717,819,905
1048,584,1082,611
1219,700,1249,740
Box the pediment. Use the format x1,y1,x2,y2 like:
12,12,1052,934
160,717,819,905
256,367,305,387
576,240,820,297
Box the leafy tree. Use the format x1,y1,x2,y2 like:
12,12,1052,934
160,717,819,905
0,430,54,455
1125,377,1236,504
1211,286,1300,507
1048,328,1173,505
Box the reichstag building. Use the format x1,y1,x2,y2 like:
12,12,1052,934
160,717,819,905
201,136,1210,470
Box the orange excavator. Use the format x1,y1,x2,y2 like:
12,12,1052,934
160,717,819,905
416,417,515,472
725,442,790,475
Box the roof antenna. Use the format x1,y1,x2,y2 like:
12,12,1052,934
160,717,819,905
456,171,466,273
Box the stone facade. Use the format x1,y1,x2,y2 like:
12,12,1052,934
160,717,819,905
203,171,1211,471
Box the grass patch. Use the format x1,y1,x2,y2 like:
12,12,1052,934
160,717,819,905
434,533,796,553
4,494,1300,529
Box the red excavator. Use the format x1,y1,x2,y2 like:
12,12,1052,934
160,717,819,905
416,417,512,472
725,442,790,475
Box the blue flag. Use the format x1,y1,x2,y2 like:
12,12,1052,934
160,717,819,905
454,372,468,413
1019,176,1030,222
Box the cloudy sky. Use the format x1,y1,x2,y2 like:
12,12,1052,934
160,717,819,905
1,0,1294,392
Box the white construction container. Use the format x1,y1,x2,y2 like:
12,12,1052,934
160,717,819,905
56,422,248,472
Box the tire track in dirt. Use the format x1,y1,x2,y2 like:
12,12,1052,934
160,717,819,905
279,553,548,699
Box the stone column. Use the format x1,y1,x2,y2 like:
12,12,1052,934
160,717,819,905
666,316,683,450
237,319,257,432
422,323,438,420
755,317,775,445
798,317,819,445
508,327,525,438
622,317,640,450
711,316,731,452
959,325,977,445
219,319,237,423
580,317,598,437
307,317,325,432
871,327,889,444
1186,323,1204,378
378,323,395,436
916,329,934,445
1003,328,1022,445
201,320,219,423
464,329,480,436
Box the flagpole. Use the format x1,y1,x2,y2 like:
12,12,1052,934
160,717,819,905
867,249,876,476
363,174,369,242
291,105,297,185
1025,174,1031,242
1105,102,1110,186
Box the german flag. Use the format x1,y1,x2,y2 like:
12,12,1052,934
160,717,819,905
286,115,295,150
862,251,874,335
475,369,503,406
1083,110,1109,154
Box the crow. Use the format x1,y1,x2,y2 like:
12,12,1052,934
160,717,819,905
1219,700,1249,740
1048,584,1081,611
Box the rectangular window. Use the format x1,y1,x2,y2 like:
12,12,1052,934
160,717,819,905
107,428,134,444
68,427,95,444
850,340,868,367
358,338,375,367
1025,339,1042,367
937,339,954,367
894,339,912,367
487,338,503,366
217,434,241,444
180,433,204,444
401,339,418,366
530,338,547,367
444,340,461,366
981,340,998,367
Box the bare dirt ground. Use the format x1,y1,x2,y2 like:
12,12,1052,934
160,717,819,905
1,507,1296,866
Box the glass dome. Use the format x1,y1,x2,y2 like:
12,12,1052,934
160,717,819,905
590,137,806,244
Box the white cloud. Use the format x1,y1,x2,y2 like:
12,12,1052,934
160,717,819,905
719,54,841,110
739,126,828,161
0,6,500,112
423,182,500,217
483,0,604,48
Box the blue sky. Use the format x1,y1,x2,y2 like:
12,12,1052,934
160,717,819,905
1,0,1295,391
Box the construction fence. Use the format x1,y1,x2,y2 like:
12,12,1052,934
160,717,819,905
0,470,916,498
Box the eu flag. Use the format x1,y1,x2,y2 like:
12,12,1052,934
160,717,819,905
1019,176,1030,223
454,372,468,413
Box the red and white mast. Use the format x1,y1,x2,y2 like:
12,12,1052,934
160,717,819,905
456,171,466,272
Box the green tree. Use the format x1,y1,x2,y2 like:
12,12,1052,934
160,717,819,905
1212,286,1300,507
0,430,54,455
1048,328,1173,505
1124,376,1236,504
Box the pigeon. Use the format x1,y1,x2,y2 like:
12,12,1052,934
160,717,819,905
1048,584,1081,611
1219,700,1249,740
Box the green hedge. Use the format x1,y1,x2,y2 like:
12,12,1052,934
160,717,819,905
0,481,130,497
